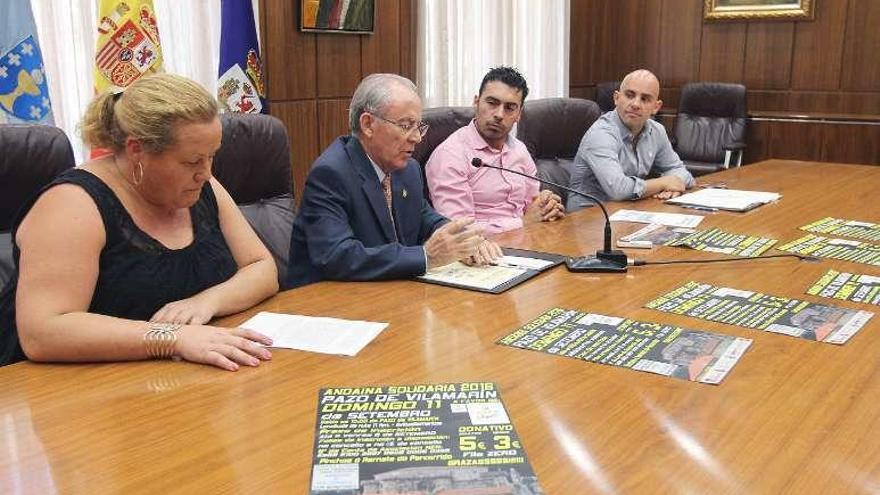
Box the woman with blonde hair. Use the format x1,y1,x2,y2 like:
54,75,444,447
0,73,278,370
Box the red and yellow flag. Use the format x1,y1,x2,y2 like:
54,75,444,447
94,0,163,93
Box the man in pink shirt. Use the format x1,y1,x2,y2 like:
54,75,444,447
426,66,565,236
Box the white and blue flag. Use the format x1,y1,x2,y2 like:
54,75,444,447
1,0,54,124
217,0,266,114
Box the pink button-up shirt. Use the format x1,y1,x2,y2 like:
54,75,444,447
425,121,539,235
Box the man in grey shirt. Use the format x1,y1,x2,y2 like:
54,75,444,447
568,69,695,210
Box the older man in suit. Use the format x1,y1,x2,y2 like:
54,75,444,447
286,74,501,289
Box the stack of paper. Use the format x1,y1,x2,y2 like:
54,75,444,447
609,209,705,228
239,311,387,356
666,189,781,212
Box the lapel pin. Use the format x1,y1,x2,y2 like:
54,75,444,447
402,188,408,198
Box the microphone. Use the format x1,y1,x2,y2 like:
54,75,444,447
470,157,628,272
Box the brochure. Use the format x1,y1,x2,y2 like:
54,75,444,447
497,307,751,384
777,234,880,266
807,269,880,305
800,217,880,243
308,382,543,494
617,223,696,249
670,227,777,257
646,281,874,344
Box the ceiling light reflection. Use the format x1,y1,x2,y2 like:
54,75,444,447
541,407,617,495
643,399,736,488
1,406,58,495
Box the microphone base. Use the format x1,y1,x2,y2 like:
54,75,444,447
566,250,628,273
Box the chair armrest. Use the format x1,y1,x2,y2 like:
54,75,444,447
722,141,746,151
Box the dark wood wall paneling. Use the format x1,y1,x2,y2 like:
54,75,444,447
261,0,416,201
570,0,880,165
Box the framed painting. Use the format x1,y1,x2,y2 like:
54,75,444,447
704,0,815,21
301,0,376,34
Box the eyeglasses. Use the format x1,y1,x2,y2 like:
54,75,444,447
371,113,430,138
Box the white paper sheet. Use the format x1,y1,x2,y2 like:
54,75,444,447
239,312,388,356
609,209,705,228
665,189,781,212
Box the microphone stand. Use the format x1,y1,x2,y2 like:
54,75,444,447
470,158,628,272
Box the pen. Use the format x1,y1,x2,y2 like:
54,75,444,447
489,262,519,268
679,204,718,212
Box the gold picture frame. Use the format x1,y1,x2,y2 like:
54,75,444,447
704,0,815,21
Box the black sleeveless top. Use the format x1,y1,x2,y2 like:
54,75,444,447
0,169,237,365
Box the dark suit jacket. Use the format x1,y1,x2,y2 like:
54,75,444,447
286,136,448,288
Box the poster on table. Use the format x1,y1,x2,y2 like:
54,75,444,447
646,281,874,344
807,269,880,306
497,307,751,385
800,217,880,243
309,382,543,494
777,234,880,266
668,227,777,257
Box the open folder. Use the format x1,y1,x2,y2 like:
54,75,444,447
666,188,781,212
417,248,565,294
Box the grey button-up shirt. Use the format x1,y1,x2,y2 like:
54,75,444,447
567,110,695,210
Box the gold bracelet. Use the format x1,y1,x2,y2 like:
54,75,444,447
143,322,182,360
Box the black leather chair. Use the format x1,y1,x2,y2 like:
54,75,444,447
673,82,747,177
212,113,295,285
516,97,602,204
595,81,620,113
0,125,75,291
412,106,474,202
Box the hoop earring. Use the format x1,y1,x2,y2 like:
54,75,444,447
133,161,144,185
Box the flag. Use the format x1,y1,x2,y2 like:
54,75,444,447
94,0,163,94
217,0,266,114
0,0,54,125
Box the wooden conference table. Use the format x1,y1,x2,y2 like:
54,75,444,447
1,160,879,494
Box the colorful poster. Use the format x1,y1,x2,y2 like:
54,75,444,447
777,234,880,266
646,281,874,344
670,227,777,257
800,217,880,243
807,270,880,306
310,382,543,494
497,307,751,384
617,224,695,249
